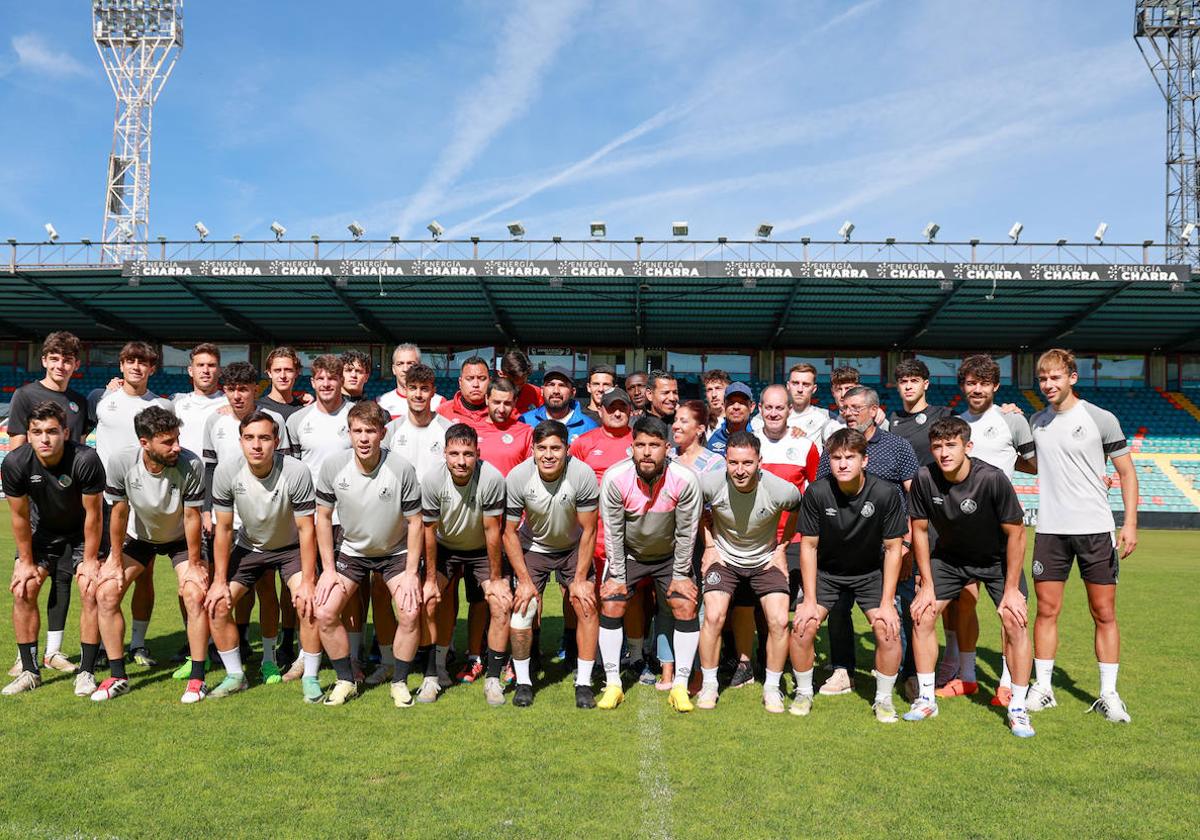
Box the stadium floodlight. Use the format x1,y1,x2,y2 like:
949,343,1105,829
232,234,243,243
390,235,401,243
756,223,773,239
838,220,854,242
507,221,525,238
427,220,444,239
672,221,689,237
348,221,365,240
44,223,59,242
634,235,644,243
1056,238,1067,246
1094,222,1108,243
885,237,896,245
310,234,320,242
1183,223,1197,244
270,221,287,241
1008,222,1023,243
81,238,93,245
923,222,940,242
590,221,606,238
194,221,209,241
552,235,562,243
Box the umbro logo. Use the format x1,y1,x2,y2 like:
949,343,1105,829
395,435,407,447
824,507,837,516
234,481,247,495
29,474,43,484
129,477,143,491
216,428,226,439
932,496,944,505
302,423,313,434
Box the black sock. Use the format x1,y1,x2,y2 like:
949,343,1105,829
564,632,578,661
17,641,38,674
420,645,437,678
47,562,73,633
237,623,250,646
486,650,506,679
281,627,295,649
331,656,354,682
394,659,412,682
109,653,127,680
189,658,206,680
80,642,100,675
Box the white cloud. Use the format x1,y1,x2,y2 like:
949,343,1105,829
10,34,88,79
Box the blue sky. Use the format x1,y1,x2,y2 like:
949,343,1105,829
0,1,1167,245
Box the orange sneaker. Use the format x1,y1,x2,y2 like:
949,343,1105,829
991,686,1012,707
455,658,484,684
935,678,978,698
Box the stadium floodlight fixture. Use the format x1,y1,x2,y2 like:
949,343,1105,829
885,237,896,245
1143,239,1154,247
194,221,209,241
507,221,525,238
310,234,320,242
924,222,940,242
348,221,365,240
800,236,811,245
1056,238,1067,246
81,238,93,245
1094,222,1108,243
590,221,606,238
232,234,243,243
470,236,480,244
1008,222,1023,243
552,235,562,243
270,221,287,241
756,223,773,239
6,238,16,245
44,223,59,242
390,235,401,243
838,221,854,242
156,235,167,243
634,235,644,243
672,221,689,237
718,236,728,244
1183,223,1197,244
427,220,444,239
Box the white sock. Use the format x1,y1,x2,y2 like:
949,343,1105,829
943,629,959,665
599,626,624,686
218,646,243,678
671,629,700,688
794,668,814,696
302,649,321,679
1099,661,1119,696
348,632,363,662
130,619,150,649
960,650,977,683
701,666,719,689
999,655,1012,689
917,671,936,701
434,645,449,673
513,657,532,686
1009,683,1029,712
45,630,64,657
875,670,897,704
380,644,395,667
627,636,644,663
1034,657,1054,688
575,658,595,687
764,669,782,691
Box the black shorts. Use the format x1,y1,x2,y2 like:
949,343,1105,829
442,546,497,604
1032,533,1119,585
931,557,1027,604
785,542,802,606
524,547,589,594
800,569,884,614
229,544,303,589
123,537,191,569
602,554,685,602
334,551,411,587
702,561,789,600
24,540,85,573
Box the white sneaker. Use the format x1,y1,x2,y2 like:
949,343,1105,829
695,685,719,710
43,652,77,673
873,698,899,724
323,679,359,706
74,671,97,697
7,657,21,678
762,686,785,713
390,681,414,708
2,670,42,695
788,690,813,717
416,675,441,703
902,696,939,722
365,664,394,687
819,668,854,696
1087,692,1131,723
281,655,306,683
1008,708,1036,737
483,676,506,707
1026,682,1058,712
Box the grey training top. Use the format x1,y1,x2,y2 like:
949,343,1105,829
316,448,422,557
103,447,205,543
505,456,600,553
700,468,802,568
421,460,507,553
212,453,316,551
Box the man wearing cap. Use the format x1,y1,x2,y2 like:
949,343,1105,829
520,367,598,444
706,382,755,456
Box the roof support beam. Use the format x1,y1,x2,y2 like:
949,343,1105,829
0,314,38,339
15,271,163,342
170,276,274,343
1033,284,1130,347
321,279,398,345
766,276,805,348
477,276,515,343
1166,317,1200,351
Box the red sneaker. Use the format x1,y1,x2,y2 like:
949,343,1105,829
991,686,1012,707
90,676,130,702
455,658,484,684
935,678,978,698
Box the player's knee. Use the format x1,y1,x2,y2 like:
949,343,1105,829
765,613,789,637
509,597,538,630
96,582,122,612
703,605,726,629
313,602,340,629
1088,600,1116,625
671,600,697,622
600,599,626,620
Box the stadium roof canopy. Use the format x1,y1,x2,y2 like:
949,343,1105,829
2,239,1198,352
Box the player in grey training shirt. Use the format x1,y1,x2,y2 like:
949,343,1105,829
311,402,424,707
503,420,601,709
1025,350,1138,723
421,423,511,706
204,411,323,704
696,430,801,714
96,407,208,703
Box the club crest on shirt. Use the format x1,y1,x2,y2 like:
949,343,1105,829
704,569,721,586
959,498,977,514
786,447,799,459
337,478,350,490
915,413,927,425
68,401,79,413
502,433,513,444
379,485,392,499
861,501,876,518
983,424,999,438
57,474,72,488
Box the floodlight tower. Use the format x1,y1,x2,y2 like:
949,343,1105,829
1136,1,1200,266
92,0,184,262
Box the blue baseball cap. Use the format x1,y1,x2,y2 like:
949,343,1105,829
724,382,753,401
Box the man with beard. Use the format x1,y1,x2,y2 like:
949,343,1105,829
520,367,597,443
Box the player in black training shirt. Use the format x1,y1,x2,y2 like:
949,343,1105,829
790,428,908,724
2,402,105,696
904,417,1035,737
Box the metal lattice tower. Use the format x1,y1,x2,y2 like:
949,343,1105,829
1137,1,1200,266
92,0,183,262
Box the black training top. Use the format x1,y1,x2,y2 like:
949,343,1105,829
798,473,907,576
257,395,308,420
908,458,1024,566
0,441,105,543
6,380,91,442
887,404,954,467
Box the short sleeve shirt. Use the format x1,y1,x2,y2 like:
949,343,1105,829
505,456,600,553
92,388,175,472
420,461,507,552
172,391,229,458
1,442,105,543
888,404,954,467
384,414,452,480
960,405,1035,479
816,428,919,512
315,448,422,557
908,459,1024,565
570,426,634,486
476,419,533,476
103,447,205,543
6,381,90,442
700,468,802,568
797,474,908,575
285,402,351,481
211,454,316,551
749,405,832,453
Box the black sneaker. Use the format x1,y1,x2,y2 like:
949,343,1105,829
170,642,189,664
513,684,534,707
729,660,756,689
575,684,596,709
